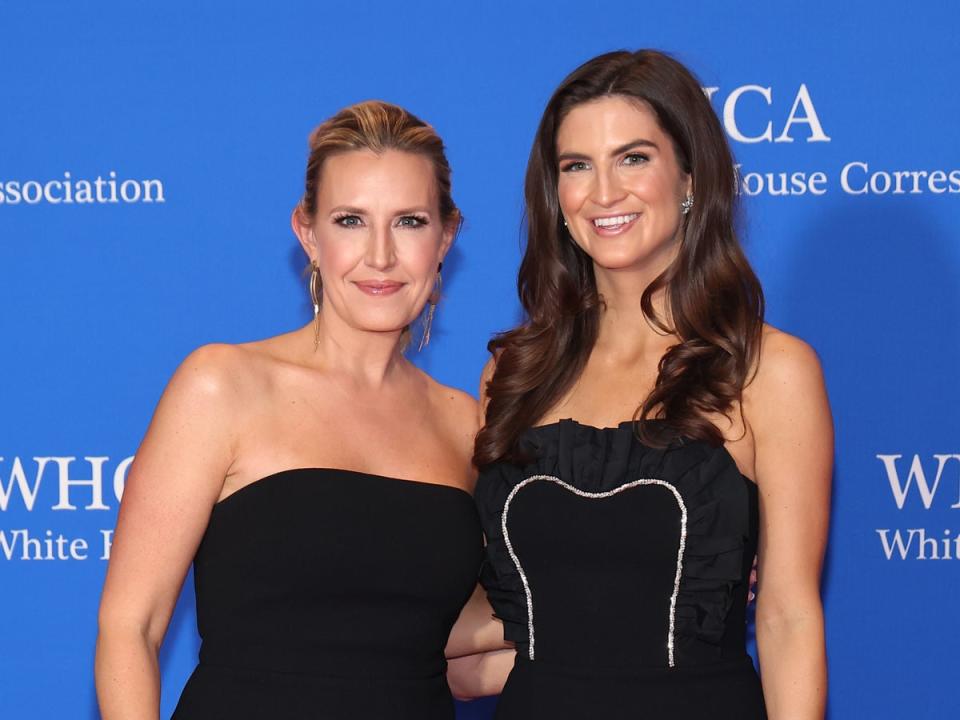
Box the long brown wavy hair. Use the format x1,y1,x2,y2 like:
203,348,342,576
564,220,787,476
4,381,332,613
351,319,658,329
474,50,764,466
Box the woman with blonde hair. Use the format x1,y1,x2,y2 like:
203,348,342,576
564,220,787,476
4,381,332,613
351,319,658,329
96,100,501,719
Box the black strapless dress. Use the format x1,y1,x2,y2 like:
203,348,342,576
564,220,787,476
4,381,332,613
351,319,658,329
475,420,767,719
171,468,483,720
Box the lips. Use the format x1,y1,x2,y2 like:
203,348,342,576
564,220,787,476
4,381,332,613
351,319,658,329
354,280,405,296
593,213,639,228
590,212,640,235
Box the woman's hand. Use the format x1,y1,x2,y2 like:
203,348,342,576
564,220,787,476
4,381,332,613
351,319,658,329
445,583,511,659
447,648,516,700
444,583,515,699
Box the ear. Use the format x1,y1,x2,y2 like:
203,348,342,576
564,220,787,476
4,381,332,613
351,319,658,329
683,172,694,198
438,213,459,264
291,206,316,262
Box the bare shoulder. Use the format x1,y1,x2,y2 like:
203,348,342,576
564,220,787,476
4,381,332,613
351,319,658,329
161,341,284,428
423,372,480,433
478,351,502,410
745,324,833,479
748,324,825,403
131,344,258,498
479,354,498,385
167,343,255,404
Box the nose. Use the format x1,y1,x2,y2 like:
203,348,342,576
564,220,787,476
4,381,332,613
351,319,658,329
364,223,398,271
591,165,628,208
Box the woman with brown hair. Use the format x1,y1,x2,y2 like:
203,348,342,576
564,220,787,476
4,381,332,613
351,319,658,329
95,100,501,719
474,50,831,718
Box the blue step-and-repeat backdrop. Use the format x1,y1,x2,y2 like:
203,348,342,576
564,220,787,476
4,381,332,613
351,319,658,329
2,2,958,718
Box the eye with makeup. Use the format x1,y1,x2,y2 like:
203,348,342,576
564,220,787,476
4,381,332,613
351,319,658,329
332,213,363,228
622,152,649,166
395,214,430,228
560,160,590,173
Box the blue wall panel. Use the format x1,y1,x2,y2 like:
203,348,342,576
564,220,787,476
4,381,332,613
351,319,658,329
2,2,958,717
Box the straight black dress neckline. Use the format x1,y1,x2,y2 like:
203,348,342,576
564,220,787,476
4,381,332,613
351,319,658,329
214,466,474,508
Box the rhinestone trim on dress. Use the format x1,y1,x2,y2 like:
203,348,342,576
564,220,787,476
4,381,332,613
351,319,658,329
500,474,688,667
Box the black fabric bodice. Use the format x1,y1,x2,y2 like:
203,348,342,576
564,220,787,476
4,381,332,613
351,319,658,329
172,468,483,720
475,420,766,719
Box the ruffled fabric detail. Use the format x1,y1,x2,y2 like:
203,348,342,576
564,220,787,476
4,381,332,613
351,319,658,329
475,419,756,664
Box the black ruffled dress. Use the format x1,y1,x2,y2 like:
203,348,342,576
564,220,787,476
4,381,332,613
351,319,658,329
475,420,767,719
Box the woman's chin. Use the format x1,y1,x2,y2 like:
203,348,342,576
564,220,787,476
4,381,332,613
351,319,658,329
347,315,420,336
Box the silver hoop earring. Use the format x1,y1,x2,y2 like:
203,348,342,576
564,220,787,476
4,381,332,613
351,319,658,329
419,263,443,351
681,194,694,215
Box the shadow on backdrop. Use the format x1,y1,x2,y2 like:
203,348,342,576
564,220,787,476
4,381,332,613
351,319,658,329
774,196,959,719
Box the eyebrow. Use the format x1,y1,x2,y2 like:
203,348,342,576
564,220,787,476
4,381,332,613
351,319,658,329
328,205,434,217
557,138,659,163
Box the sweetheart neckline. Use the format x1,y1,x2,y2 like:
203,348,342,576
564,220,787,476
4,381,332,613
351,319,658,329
213,467,474,508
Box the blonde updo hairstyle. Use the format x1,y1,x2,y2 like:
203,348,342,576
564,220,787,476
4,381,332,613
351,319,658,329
296,100,462,232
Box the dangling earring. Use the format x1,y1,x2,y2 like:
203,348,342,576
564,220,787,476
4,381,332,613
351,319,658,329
309,261,321,350
419,262,443,351
681,194,694,215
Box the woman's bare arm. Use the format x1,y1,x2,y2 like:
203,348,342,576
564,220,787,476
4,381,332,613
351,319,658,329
95,345,240,720
749,330,832,720
444,355,516,699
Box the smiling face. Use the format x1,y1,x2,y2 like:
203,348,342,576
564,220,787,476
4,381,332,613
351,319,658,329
556,95,691,281
294,149,453,336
